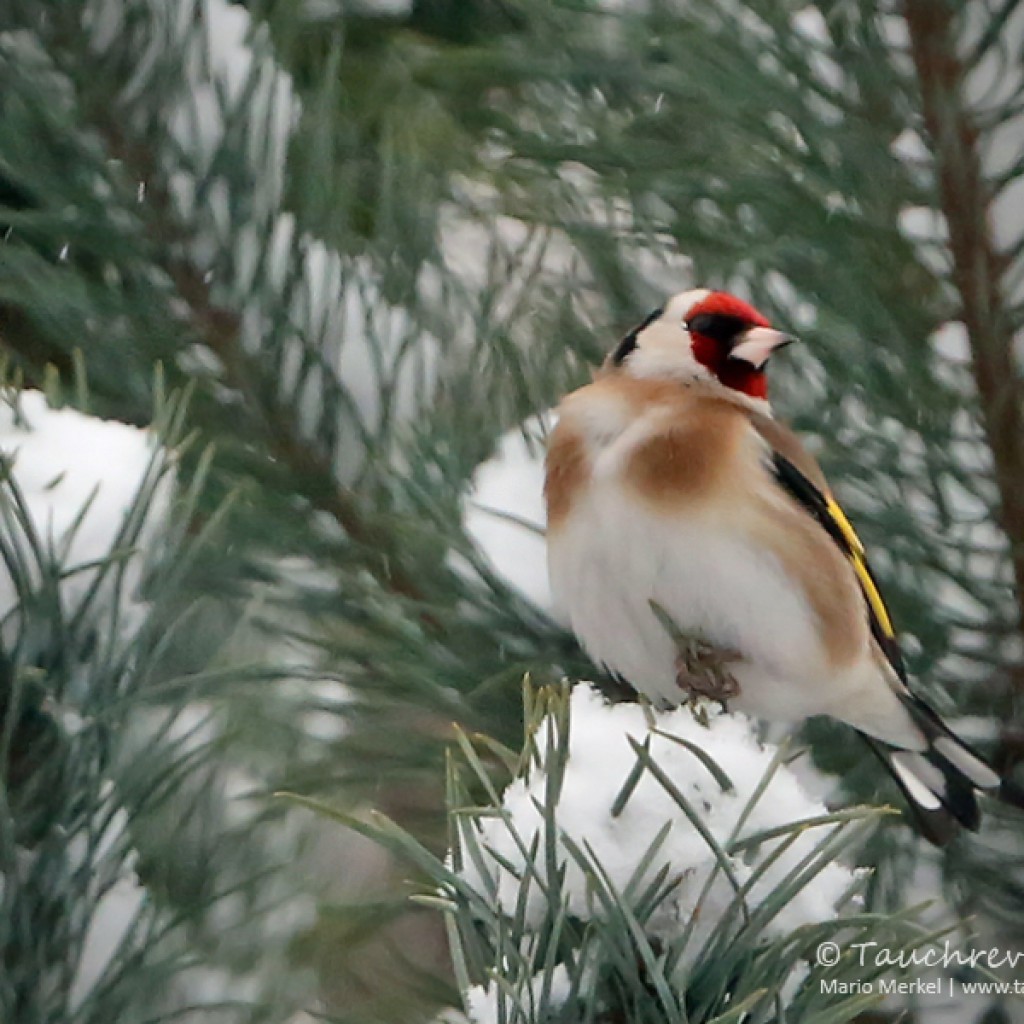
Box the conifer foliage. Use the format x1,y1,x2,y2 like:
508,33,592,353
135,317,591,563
1,1,1022,1022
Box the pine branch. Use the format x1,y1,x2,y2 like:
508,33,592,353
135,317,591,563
905,0,1024,696
85,109,433,609
165,244,429,606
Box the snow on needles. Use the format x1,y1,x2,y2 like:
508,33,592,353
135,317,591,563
155,0,439,485
460,965,572,1024
457,686,863,965
461,411,555,612
0,390,172,626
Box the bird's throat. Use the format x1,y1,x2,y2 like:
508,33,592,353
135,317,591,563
716,362,768,400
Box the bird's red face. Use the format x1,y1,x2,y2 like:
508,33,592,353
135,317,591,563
685,292,779,401
608,288,795,402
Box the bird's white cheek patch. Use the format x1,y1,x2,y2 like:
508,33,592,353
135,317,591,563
627,325,711,384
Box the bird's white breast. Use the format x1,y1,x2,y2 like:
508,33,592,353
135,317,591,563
547,409,841,717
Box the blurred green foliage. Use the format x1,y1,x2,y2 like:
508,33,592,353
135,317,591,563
1,0,1022,1020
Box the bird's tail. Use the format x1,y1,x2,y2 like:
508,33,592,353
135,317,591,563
861,692,1024,845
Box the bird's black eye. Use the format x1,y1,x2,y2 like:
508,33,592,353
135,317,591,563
609,306,662,365
686,313,747,344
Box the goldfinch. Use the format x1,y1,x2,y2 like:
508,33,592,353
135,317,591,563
545,287,1023,843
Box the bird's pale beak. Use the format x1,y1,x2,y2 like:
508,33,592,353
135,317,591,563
728,327,797,370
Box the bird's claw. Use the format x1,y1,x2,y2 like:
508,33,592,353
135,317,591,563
648,599,741,712
674,637,741,711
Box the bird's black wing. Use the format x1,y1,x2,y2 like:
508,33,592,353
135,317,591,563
770,451,908,683
767,448,1024,843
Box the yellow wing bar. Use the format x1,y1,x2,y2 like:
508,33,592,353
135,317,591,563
825,495,895,638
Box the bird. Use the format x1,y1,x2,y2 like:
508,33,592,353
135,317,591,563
544,286,1024,843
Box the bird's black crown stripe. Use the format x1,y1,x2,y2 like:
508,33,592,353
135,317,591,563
610,306,662,365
